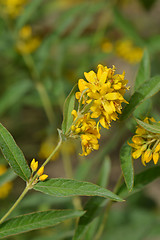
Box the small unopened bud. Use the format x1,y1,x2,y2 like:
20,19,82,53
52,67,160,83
144,149,152,163
153,152,159,164
37,166,44,176
71,125,76,131
155,143,160,153
30,158,38,172
39,174,48,181
132,136,144,145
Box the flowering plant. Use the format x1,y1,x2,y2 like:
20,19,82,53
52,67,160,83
0,1,160,240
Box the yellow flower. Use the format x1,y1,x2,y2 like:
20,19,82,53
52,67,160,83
70,111,100,156
128,117,160,165
39,174,48,181
80,133,99,156
0,165,12,199
76,64,129,129
115,39,143,64
30,158,38,172
16,25,41,54
37,166,44,176
0,0,28,18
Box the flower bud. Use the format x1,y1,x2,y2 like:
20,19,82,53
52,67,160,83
153,152,159,164
132,136,144,145
39,174,48,181
30,158,38,172
144,149,152,163
37,166,44,176
155,143,160,153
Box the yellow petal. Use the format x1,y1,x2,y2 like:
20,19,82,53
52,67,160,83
78,79,87,92
105,92,121,100
153,152,159,164
155,143,160,153
84,71,97,83
97,64,104,80
132,149,142,159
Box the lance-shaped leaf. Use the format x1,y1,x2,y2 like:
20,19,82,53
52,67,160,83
120,75,160,120
120,142,134,192
34,178,123,202
61,84,78,134
0,169,16,187
73,157,111,240
0,210,84,239
134,49,150,91
0,123,31,181
118,166,160,198
136,118,160,134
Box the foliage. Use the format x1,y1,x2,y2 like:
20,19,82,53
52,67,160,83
0,0,160,239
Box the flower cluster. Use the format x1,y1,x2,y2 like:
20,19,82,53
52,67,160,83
71,111,100,156
76,64,129,129
16,25,41,54
30,159,48,182
0,165,12,199
69,64,129,156
0,0,28,18
128,117,160,165
115,39,143,64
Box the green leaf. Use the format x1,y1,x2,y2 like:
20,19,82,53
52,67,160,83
0,210,84,239
120,142,134,191
16,0,43,30
135,118,160,134
0,123,31,181
134,49,150,91
113,7,144,45
73,197,107,240
118,166,160,198
61,84,78,134
34,178,123,202
120,75,160,120
0,169,16,187
0,80,32,116
133,99,152,119
74,157,111,240
147,34,160,54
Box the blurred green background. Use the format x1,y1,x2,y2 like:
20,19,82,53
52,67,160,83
0,0,160,239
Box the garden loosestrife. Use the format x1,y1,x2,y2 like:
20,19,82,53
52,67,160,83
67,64,129,156
128,117,160,165
71,111,100,156
76,64,129,129
16,25,41,54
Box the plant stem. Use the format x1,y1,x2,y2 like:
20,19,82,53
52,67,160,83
94,174,123,240
0,185,29,224
22,54,55,125
0,134,63,224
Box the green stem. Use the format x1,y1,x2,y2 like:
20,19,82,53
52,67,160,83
0,132,63,224
0,185,29,225
94,174,123,240
22,54,55,125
